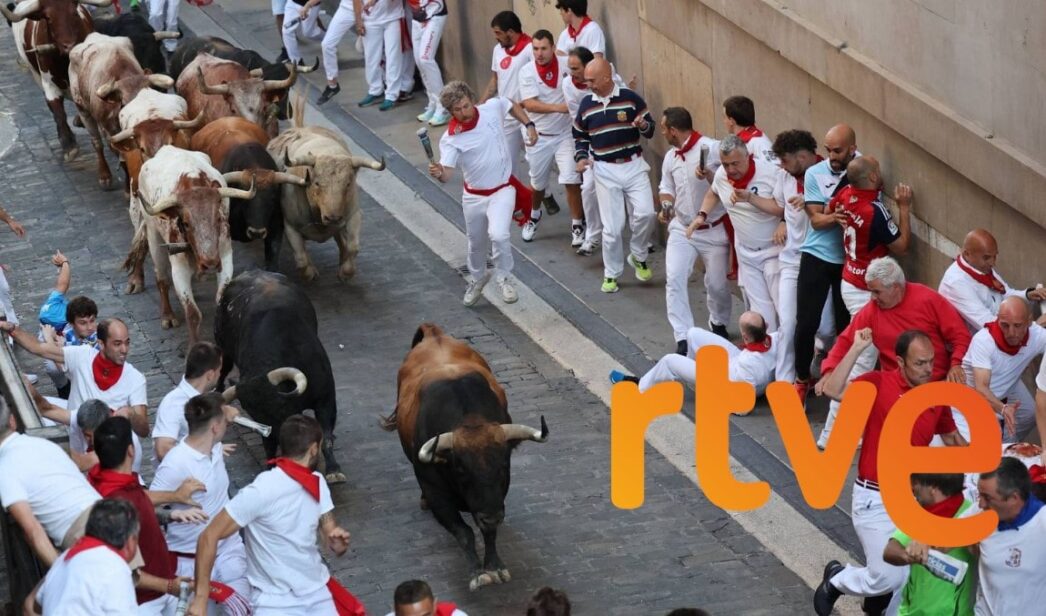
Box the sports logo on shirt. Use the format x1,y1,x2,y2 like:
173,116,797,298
500,56,512,70
616,110,627,122
1006,547,1022,568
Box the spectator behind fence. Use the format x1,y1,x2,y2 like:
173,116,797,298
386,579,468,616
527,586,571,615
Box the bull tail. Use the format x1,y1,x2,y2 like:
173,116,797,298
378,409,398,432
290,88,306,129
121,219,149,272
411,322,444,348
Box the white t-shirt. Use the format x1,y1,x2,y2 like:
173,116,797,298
0,433,100,544
225,467,333,599
37,544,136,615
518,58,571,136
658,134,723,226
556,20,606,55
152,378,200,445
150,441,242,555
773,168,807,266
963,324,1046,399
438,98,513,190
745,133,776,165
975,504,1046,615
939,256,1025,333
491,40,534,105
562,67,625,119
712,158,781,249
732,333,779,396
68,406,144,475
360,0,402,25
63,346,147,417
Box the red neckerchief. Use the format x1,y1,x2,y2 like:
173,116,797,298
742,337,772,353
536,55,559,89
571,76,588,90
86,465,140,497
728,156,757,189
674,131,701,160
64,536,120,562
504,33,532,57
327,579,367,616
269,457,320,501
924,493,965,519
986,320,1028,356
795,154,824,192
567,16,592,40
1029,465,1046,485
736,126,764,143
955,256,1005,293
92,353,124,391
436,602,458,616
448,108,480,135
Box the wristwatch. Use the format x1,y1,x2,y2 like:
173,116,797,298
525,121,536,128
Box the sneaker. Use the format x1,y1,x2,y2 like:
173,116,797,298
521,212,540,242
813,560,844,616
358,94,383,107
26,373,38,385
542,195,560,215
709,320,729,339
316,83,340,106
462,272,491,306
496,276,517,303
276,47,289,63
378,99,395,111
601,277,619,293
675,340,687,356
417,108,435,123
609,369,639,385
397,90,415,103
628,254,653,282
576,239,599,256
429,110,451,126
570,224,585,247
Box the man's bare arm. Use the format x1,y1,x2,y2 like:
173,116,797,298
9,502,58,567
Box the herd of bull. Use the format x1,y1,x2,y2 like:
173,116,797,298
5,0,551,590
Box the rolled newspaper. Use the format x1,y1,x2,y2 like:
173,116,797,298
174,581,191,615
924,549,968,586
232,416,272,437
417,127,436,163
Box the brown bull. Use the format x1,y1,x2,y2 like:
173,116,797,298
189,116,270,168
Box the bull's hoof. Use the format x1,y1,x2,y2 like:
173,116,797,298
98,176,114,191
468,569,509,591
161,316,180,329
325,470,346,484
419,495,429,510
72,115,83,128
63,146,80,163
337,265,356,281
300,265,319,281
125,278,145,295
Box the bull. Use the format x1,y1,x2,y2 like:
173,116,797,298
384,323,548,590
2,0,109,161
215,270,344,483
127,145,254,344
93,11,179,75
267,121,385,281
68,32,174,189
190,117,305,270
176,52,296,138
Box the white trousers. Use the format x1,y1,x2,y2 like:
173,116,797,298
319,4,356,80
776,261,836,383
0,267,18,325
148,0,180,52
831,484,907,611
592,158,655,279
665,218,731,341
412,16,446,115
175,548,250,616
503,120,525,179
37,328,69,390
138,594,176,616
282,0,326,63
462,186,515,279
581,168,601,242
820,280,876,443
252,583,337,615
363,19,403,100
525,132,577,191
735,242,782,332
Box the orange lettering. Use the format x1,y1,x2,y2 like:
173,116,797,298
610,380,683,509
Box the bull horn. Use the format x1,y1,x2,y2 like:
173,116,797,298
77,0,113,6
95,80,119,99
295,57,320,74
261,61,296,91
248,68,264,78
163,242,190,254
137,190,179,216
418,432,456,463
172,111,205,130
148,74,174,89
196,67,230,96
218,177,256,200
272,171,307,186
27,44,56,54
266,367,307,395
1,0,40,22
222,171,250,187
153,31,181,41
350,155,385,171
500,416,549,443
109,127,135,147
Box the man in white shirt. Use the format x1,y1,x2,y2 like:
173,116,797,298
609,311,778,397
939,228,1046,333
658,106,730,355
959,297,1046,443
974,457,1046,615
409,0,450,125
153,341,224,462
692,135,784,331
151,393,250,615
355,0,407,111
723,95,775,163
71,398,144,474
481,10,533,179
385,579,469,616
519,30,584,246
28,500,140,615
561,46,603,256
430,81,538,307
0,317,149,439
0,398,100,567
189,416,355,616
555,0,606,57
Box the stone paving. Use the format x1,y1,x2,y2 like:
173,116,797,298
0,21,814,616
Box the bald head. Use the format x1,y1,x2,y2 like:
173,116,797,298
584,58,613,96
738,311,768,344
961,229,999,274
846,155,882,190
824,124,857,172
998,296,1031,322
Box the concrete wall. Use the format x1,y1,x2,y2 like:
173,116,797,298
438,0,1046,287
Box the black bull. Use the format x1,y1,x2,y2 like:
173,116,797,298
215,270,344,482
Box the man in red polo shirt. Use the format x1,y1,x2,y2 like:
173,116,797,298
813,329,967,616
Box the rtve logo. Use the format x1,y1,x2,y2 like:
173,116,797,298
610,347,1003,547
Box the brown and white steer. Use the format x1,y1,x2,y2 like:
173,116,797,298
175,53,295,138
2,0,108,160
129,145,254,344
267,126,385,281
68,32,174,189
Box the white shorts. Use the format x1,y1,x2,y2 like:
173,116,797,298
525,132,578,191
272,0,286,16
253,583,338,615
